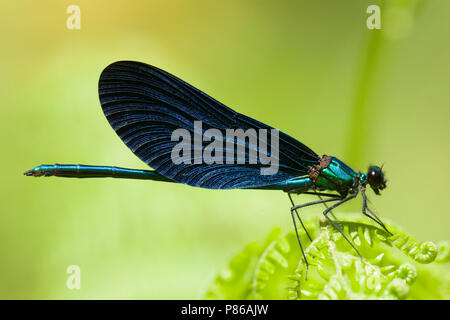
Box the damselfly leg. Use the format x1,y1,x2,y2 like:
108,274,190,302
288,194,343,279
321,191,362,258
288,193,313,242
360,186,393,235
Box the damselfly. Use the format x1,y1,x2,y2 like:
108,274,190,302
25,61,391,277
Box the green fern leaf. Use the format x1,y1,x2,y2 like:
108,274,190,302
205,214,450,300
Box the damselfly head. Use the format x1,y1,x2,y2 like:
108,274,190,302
367,165,387,195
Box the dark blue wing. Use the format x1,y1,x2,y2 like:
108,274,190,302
98,60,319,189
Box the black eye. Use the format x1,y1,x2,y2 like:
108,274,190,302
369,169,380,179
367,165,386,189
366,165,387,195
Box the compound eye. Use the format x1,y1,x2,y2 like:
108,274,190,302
368,165,385,185
369,168,380,179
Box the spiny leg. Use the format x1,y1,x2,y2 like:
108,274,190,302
322,192,362,258
289,196,342,280
318,194,338,220
293,190,339,220
360,186,393,235
287,190,343,241
288,193,312,242
366,207,393,236
288,190,342,240
291,196,342,212
290,208,309,280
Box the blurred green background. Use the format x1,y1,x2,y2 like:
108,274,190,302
1,0,449,299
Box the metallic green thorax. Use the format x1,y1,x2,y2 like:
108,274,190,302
312,156,360,196
250,155,367,196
